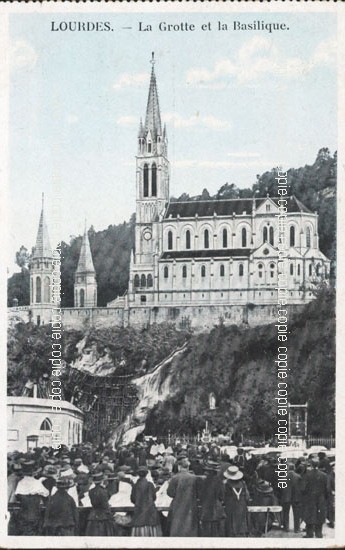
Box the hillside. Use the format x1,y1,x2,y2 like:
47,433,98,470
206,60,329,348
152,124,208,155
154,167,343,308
7,288,335,440
8,148,336,306
145,287,335,438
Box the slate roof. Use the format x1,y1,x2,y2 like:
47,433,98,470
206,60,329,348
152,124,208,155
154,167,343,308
161,249,252,260
76,230,96,274
164,195,311,219
32,203,52,259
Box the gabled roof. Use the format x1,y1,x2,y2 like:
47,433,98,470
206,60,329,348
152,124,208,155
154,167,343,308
160,249,251,260
76,229,95,274
32,197,52,259
164,195,312,219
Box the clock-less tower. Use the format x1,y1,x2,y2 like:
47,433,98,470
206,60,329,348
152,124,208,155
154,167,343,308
129,54,169,303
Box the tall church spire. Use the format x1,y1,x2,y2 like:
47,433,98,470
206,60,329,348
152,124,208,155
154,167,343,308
144,52,162,137
32,193,52,259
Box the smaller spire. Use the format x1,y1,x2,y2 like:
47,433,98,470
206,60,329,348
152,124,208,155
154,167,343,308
76,225,95,274
138,118,145,138
32,194,52,259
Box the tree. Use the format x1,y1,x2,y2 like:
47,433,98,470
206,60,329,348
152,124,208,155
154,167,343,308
15,245,30,271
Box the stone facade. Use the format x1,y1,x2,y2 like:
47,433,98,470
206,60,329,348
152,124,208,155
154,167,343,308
8,60,330,332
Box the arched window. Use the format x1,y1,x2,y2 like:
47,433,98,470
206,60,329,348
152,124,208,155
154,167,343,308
220,264,225,277
201,265,206,278
134,274,140,288
316,264,320,276
182,265,187,278
186,230,191,250
151,163,157,197
164,266,169,279
241,227,247,247
80,288,85,307
43,276,50,303
258,263,263,279
147,274,153,287
143,164,149,197
263,226,268,243
270,262,275,278
147,142,152,153
239,263,244,277
297,264,301,276
222,228,228,248
290,226,295,247
168,231,173,250
290,263,294,275
36,276,41,303
40,418,52,431
204,229,209,249
306,227,311,248
269,226,274,246
309,263,312,277
141,274,146,288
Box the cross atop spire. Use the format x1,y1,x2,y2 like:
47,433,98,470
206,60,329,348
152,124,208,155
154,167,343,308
32,194,52,259
150,51,155,67
144,53,162,138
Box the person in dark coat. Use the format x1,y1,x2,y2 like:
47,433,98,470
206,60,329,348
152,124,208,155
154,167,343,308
14,460,49,535
326,462,335,528
250,479,276,537
40,465,57,496
199,460,225,537
280,464,302,532
44,478,78,535
85,472,118,536
301,458,329,538
131,466,162,536
167,456,199,536
223,465,249,537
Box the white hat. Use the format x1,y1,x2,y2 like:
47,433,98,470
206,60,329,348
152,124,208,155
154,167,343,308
223,466,243,480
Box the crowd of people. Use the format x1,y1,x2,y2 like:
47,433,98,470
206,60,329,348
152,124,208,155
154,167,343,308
7,438,335,538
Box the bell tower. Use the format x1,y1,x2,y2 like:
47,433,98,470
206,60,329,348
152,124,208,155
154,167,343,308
29,193,53,307
135,53,169,265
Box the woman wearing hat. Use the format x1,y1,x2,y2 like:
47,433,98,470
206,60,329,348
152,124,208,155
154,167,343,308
85,472,117,536
14,460,49,535
43,478,78,536
199,460,225,537
223,465,250,537
130,466,162,536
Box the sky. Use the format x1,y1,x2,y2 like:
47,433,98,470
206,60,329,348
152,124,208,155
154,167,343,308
8,11,337,273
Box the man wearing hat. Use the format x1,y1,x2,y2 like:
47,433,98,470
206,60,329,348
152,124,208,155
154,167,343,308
223,465,249,537
39,465,58,496
14,460,49,535
301,458,329,538
167,456,199,537
199,460,225,537
250,479,276,536
44,478,78,535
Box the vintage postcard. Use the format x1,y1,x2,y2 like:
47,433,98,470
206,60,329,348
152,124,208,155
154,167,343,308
0,1,344,548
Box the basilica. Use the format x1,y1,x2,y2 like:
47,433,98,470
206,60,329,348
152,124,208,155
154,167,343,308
10,59,330,330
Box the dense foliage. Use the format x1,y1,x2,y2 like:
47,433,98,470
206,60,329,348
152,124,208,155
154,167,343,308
8,148,336,306
145,288,335,438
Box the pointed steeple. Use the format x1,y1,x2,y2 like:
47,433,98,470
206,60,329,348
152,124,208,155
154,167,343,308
76,226,95,274
32,193,52,259
138,118,145,139
144,52,162,138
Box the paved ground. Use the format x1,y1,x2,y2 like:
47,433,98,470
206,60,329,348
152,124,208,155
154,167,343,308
266,522,334,539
